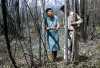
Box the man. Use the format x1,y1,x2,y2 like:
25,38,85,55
45,8,60,61
60,6,83,62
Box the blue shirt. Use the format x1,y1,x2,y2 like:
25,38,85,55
45,15,60,52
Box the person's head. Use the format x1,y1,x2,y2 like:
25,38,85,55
46,8,54,17
60,5,64,12
60,5,72,16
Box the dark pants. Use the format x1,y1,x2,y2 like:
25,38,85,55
52,51,57,61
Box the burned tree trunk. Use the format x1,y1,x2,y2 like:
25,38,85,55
1,0,18,68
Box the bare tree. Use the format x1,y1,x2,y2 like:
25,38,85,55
1,0,18,68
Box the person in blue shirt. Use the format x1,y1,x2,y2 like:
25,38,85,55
45,8,60,61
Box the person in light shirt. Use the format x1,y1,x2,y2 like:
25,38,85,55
60,5,83,61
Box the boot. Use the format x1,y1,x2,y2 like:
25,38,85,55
52,51,57,62
48,54,54,61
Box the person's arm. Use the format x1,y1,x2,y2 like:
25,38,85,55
71,13,83,27
56,23,60,29
76,14,83,24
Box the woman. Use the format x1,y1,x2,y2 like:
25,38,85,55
45,8,60,61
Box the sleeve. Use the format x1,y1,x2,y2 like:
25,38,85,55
76,14,83,24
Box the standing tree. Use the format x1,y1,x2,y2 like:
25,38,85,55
1,0,18,68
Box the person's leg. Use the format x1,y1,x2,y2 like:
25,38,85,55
70,31,74,62
52,51,57,61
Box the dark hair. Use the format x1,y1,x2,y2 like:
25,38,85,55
46,8,53,13
60,5,64,12
60,5,71,16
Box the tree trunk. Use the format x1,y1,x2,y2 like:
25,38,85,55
80,0,88,42
1,0,18,68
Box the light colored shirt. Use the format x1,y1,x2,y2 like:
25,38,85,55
68,11,83,30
